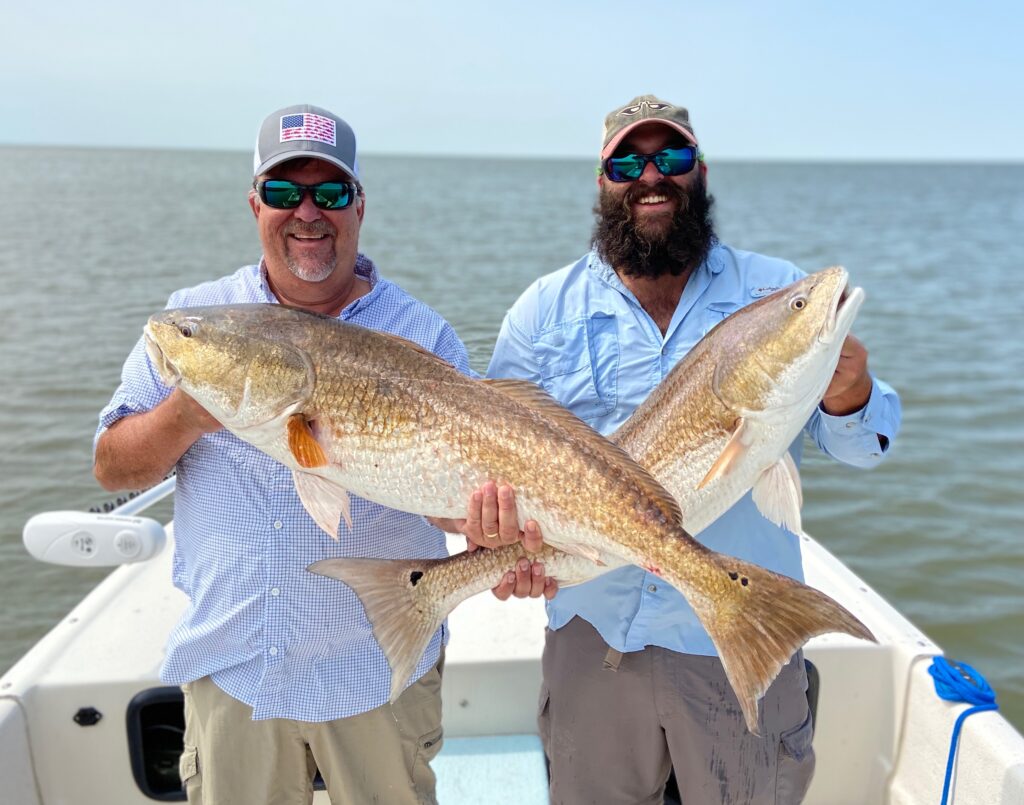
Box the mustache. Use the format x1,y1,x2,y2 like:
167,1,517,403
284,221,336,237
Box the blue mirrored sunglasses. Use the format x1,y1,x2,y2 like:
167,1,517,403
601,146,702,183
254,179,359,210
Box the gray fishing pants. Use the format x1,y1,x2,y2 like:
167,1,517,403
539,617,815,805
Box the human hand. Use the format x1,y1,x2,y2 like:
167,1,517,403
457,481,557,600
821,335,873,416
170,388,222,436
491,556,558,601
462,481,544,552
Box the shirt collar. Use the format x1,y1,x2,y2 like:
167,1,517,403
257,253,381,317
586,240,725,291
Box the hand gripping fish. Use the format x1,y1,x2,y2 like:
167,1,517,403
144,266,872,734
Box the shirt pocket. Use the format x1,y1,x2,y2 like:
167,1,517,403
700,301,743,336
532,314,618,419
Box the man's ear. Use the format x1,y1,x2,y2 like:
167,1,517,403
248,190,260,219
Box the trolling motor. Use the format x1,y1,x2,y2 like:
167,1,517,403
23,511,166,566
22,477,175,566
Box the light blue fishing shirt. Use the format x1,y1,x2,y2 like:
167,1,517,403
487,244,901,657
96,255,471,720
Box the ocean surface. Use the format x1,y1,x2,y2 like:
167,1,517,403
0,147,1021,732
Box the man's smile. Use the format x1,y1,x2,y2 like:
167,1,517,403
635,193,670,206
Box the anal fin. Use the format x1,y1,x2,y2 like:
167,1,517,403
552,541,610,567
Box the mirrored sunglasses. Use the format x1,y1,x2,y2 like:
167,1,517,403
254,179,359,210
602,146,702,183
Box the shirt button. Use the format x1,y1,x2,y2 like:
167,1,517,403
845,422,856,429
273,520,283,529
271,587,280,596
648,584,657,593
269,646,279,656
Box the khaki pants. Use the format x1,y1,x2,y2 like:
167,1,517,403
179,663,443,805
539,617,815,805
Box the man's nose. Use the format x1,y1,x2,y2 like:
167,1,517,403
638,160,662,185
292,192,323,222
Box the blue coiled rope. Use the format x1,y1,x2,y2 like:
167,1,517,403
928,656,999,805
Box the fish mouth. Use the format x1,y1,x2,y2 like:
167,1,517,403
821,271,865,342
143,324,181,387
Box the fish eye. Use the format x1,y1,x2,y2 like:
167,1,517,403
179,323,196,338
789,295,808,311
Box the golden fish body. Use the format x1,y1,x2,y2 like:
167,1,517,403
147,304,687,568
146,269,870,732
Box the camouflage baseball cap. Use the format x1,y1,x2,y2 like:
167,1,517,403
253,103,359,180
601,95,698,159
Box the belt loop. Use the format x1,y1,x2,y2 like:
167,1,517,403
603,647,623,672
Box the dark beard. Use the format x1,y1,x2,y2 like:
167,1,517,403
592,175,717,279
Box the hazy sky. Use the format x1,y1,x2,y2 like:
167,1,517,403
3,0,1021,161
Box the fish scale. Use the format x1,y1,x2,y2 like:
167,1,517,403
300,346,680,558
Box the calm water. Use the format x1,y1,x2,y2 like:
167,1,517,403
1,147,1021,731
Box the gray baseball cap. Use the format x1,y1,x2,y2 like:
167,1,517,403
601,95,698,159
253,104,359,180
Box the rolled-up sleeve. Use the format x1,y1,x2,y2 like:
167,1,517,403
94,334,172,451
805,376,901,468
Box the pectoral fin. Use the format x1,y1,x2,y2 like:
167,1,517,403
287,414,328,468
698,418,751,489
292,470,353,539
751,452,803,532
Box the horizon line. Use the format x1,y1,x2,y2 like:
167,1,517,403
3,141,1023,167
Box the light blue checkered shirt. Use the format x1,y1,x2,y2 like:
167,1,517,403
488,243,902,657
97,255,471,720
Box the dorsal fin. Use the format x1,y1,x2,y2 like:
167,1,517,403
482,378,685,526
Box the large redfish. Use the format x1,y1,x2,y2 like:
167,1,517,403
145,268,871,733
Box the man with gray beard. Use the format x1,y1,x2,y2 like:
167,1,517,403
465,96,901,803
94,104,469,805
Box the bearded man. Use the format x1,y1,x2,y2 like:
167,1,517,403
475,96,901,804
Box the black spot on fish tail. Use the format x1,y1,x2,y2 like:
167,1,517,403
409,571,424,586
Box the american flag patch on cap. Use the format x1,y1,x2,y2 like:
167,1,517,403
280,113,337,146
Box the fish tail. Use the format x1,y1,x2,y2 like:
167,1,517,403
673,550,875,734
308,556,450,701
